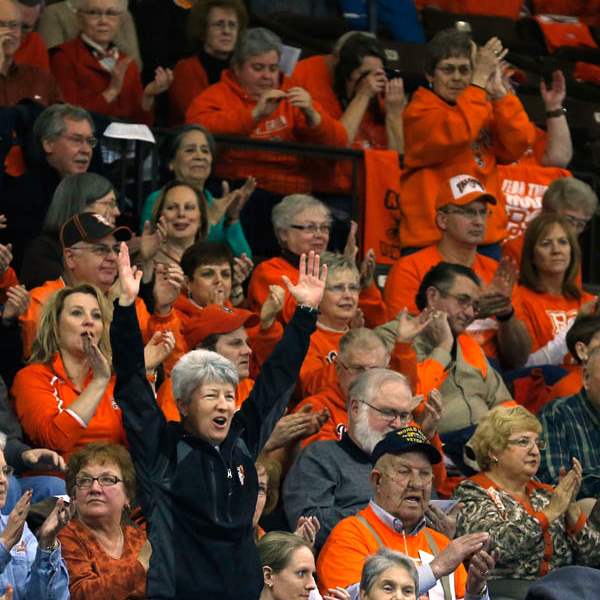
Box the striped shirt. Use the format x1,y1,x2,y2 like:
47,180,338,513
538,389,600,498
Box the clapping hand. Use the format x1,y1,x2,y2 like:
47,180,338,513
2,285,29,324
0,490,32,551
83,333,111,383
153,262,184,314
225,176,257,223
282,251,327,308
233,253,254,286
0,243,12,274
139,217,167,262
260,285,285,329
541,70,566,112
144,330,176,371
144,66,173,97
466,545,496,597
20,449,65,472
294,515,320,548
394,307,435,343
415,388,443,440
37,498,75,551
263,405,329,452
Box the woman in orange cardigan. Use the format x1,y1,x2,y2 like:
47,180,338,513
50,0,173,124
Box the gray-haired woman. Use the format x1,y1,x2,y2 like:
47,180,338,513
360,548,418,600
20,173,120,289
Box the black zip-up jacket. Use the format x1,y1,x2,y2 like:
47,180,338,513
111,301,317,599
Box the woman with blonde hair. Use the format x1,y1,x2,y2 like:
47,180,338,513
12,284,125,476
454,405,600,600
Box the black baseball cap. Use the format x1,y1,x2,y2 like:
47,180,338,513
60,213,132,248
371,426,442,465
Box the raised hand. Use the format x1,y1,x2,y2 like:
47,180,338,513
207,181,239,226
430,532,490,579
426,310,454,352
37,498,75,550
350,307,365,329
359,248,376,289
416,388,443,440
343,220,359,262
394,307,434,343
263,405,329,452
472,37,507,89
282,251,327,308
1,490,32,551
226,176,256,222
105,57,132,100
2,285,29,324
354,69,386,100
153,262,184,314
486,64,508,100
139,217,167,262
286,87,320,126
144,66,174,97
425,501,463,539
0,243,12,274
117,242,143,306
83,334,111,383
20,449,66,472
260,284,285,328
144,330,176,371
233,253,254,286
541,70,566,112
294,515,320,548
384,77,406,117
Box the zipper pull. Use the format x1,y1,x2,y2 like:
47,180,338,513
227,468,233,479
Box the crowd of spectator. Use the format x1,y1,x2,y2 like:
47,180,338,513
1,0,600,599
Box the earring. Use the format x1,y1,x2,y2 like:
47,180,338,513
491,456,499,463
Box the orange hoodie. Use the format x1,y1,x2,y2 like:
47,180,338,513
186,70,348,195
401,85,536,248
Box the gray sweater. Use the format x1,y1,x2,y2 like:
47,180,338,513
283,433,373,549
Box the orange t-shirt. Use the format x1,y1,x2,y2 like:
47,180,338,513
401,85,536,248
317,504,467,596
513,285,595,366
157,376,255,421
300,325,344,396
11,354,126,470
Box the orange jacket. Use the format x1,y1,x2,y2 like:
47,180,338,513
15,32,50,71
401,85,536,248
317,504,468,596
19,278,159,359
157,376,255,421
11,353,126,470
185,70,348,194
168,55,209,126
513,285,595,366
50,36,153,124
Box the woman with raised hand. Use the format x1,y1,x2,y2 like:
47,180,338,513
110,242,327,599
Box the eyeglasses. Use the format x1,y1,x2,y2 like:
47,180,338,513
436,64,472,76
92,198,119,210
60,133,98,148
289,223,331,235
506,437,546,450
0,466,14,478
78,9,123,19
326,283,361,294
437,289,480,312
70,243,121,257
562,214,590,234
338,360,380,376
0,20,21,31
75,474,123,489
359,399,412,424
208,19,239,30
443,207,491,220
389,464,434,484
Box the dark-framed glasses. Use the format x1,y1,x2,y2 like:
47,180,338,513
75,474,123,489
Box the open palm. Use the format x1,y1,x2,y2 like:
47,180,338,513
282,252,327,308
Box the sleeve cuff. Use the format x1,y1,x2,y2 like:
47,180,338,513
65,408,87,428
566,511,587,536
417,563,437,594
430,347,452,368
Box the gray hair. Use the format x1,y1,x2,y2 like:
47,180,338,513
0,432,6,452
271,194,331,242
232,27,282,68
360,548,419,595
171,349,239,408
338,328,389,362
348,368,410,408
73,0,127,10
33,103,94,144
320,251,359,279
43,173,115,235
543,177,599,216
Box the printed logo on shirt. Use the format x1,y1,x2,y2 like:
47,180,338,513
546,309,578,335
501,178,547,239
325,351,338,364
237,465,245,486
254,115,288,137
335,422,347,440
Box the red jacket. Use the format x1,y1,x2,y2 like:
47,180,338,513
50,36,153,124
15,32,49,71
168,55,209,126
186,70,348,194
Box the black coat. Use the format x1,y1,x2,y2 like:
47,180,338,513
111,301,316,599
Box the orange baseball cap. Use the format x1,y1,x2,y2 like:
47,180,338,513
185,304,259,349
436,174,497,210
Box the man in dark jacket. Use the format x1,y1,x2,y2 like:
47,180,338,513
111,247,327,600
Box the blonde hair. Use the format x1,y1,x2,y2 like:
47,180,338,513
29,284,112,365
470,405,541,471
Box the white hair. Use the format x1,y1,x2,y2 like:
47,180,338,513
172,349,239,408
0,432,6,451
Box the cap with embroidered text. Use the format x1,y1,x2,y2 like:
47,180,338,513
436,174,497,210
371,426,442,465
60,213,131,248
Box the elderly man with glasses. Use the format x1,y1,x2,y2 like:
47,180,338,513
284,367,445,550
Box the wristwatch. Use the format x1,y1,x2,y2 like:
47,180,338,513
546,107,567,118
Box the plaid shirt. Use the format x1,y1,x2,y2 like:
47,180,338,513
538,389,600,498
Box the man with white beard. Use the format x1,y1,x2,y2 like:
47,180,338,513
283,368,442,549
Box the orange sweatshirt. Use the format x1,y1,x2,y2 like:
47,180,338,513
186,70,348,195
317,504,467,596
299,325,345,397
157,376,255,421
11,353,126,471
401,85,536,248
